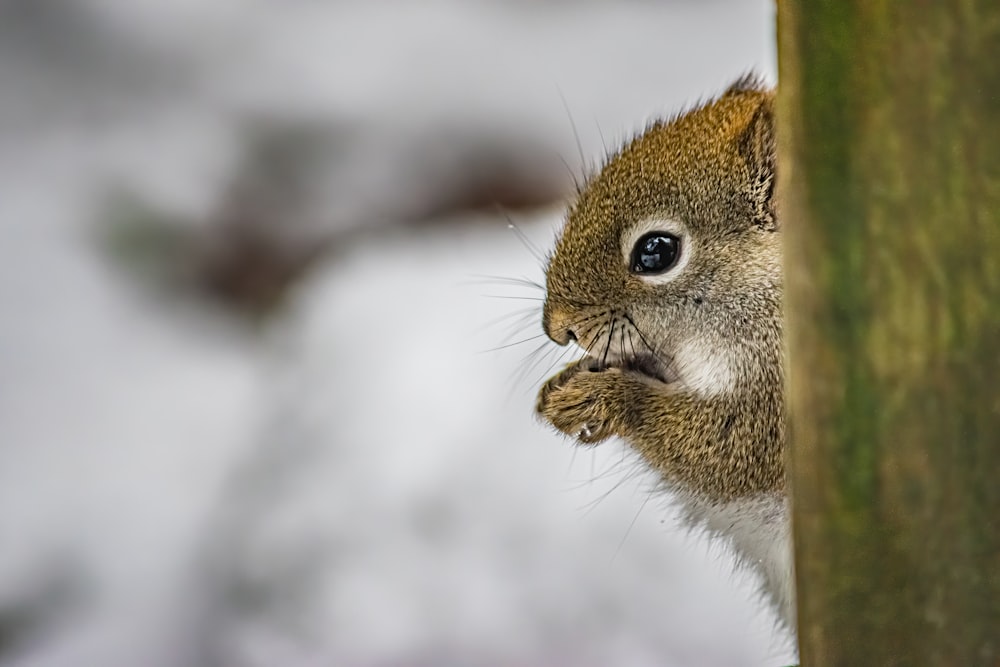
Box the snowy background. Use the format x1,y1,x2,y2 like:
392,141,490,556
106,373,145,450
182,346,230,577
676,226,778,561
0,1,795,665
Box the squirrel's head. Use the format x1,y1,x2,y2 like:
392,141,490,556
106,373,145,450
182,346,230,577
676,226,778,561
542,77,781,396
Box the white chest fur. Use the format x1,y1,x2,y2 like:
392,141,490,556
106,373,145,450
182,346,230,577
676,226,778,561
678,493,795,629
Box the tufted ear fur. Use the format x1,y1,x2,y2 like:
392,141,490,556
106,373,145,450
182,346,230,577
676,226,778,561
725,71,769,96
738,97,777,231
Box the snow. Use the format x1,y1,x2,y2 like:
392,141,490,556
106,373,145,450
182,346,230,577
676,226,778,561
0,1,794,665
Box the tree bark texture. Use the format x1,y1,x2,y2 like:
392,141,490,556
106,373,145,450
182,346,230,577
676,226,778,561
778,2,1000,665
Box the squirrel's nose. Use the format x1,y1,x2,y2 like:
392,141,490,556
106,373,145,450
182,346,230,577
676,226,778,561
542,302,577,346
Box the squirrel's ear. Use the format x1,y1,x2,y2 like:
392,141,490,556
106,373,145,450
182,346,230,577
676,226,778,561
725,72,768,96
738,97,777,231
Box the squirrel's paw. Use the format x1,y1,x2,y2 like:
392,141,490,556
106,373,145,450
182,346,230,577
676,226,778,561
536,361,636,445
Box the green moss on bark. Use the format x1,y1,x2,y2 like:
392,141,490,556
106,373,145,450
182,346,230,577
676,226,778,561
779,2,1000,664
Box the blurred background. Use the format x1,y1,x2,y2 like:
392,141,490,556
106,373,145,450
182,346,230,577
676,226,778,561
0,1,793,665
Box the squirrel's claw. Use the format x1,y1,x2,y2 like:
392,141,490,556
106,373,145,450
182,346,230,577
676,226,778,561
536,363,639,445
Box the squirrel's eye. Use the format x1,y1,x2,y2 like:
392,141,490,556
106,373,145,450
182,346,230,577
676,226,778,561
630,232,680,274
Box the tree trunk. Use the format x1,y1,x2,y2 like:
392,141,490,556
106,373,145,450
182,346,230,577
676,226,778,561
777,3,1000,665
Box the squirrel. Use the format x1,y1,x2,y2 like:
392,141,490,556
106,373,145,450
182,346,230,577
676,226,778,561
535,74,793,630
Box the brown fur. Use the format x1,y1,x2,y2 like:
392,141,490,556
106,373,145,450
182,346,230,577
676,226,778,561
536,78,784,502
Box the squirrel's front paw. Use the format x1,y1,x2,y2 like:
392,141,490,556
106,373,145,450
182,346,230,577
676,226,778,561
536,361,636,444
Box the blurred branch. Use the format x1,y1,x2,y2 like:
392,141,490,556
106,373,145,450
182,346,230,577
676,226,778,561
100,117,568,321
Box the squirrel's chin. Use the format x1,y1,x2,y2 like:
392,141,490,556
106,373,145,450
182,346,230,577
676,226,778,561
586,353,674,385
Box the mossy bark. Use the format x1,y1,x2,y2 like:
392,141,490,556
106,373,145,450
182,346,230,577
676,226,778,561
777,2,1000,664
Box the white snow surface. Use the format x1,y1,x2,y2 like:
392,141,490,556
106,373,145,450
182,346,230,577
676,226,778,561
0,1,795,665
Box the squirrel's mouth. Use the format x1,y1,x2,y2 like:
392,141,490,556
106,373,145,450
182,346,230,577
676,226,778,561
591,352,675,385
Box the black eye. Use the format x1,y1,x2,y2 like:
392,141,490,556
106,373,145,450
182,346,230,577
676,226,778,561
630,232,680,274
